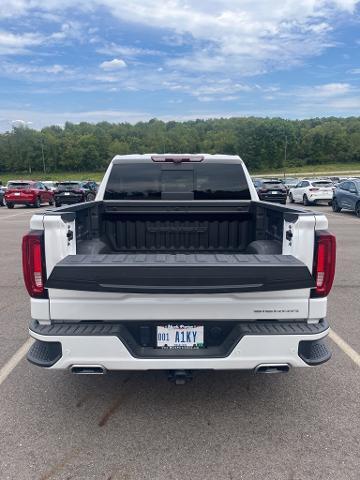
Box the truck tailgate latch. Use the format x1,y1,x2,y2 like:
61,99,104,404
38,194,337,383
66,227,74,244
286,226,293,243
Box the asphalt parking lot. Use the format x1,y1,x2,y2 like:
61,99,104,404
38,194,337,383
0,203,359,480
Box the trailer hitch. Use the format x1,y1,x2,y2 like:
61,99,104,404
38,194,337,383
167,370,193,385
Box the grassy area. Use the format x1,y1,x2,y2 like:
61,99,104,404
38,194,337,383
0,171,105,184
254,162,360,176
1,162,360,185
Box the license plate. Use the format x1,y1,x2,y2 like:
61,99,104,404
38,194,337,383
14,192,21,196
271,191,278,194
157,325,204,349
64,192,70,195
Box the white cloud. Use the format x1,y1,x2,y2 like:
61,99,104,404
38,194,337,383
298,82,352,97
97,42,163,58
99,58,127,70
94,0,360,73
0,30,44,55
1,1,359,74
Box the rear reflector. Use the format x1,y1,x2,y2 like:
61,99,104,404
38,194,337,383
22,231,47,298
311,231,336,298
151,155,204,163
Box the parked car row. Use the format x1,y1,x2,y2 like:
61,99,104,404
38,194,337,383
1,179,98,208
251,176,360,217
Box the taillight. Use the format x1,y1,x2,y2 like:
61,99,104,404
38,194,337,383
309,188,319,192
22,231,47,298
311,231,336,298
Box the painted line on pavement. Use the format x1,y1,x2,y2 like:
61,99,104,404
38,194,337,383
0,338,34,386
329,329,360,367
0,210,46,221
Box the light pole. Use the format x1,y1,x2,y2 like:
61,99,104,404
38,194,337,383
283,135,287,179
40,136,46,173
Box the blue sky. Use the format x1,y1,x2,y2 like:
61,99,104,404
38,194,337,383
0,0,359,130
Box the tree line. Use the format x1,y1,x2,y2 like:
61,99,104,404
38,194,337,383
0,116,359,174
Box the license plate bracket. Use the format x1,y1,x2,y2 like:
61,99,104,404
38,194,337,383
157,324,204,349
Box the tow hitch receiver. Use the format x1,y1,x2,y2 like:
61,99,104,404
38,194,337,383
168,370,193,385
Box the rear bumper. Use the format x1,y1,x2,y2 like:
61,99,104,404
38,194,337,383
258,194,287,203
28,319,331,371
54,196,84,204
5,197,35,204
308,193,333,201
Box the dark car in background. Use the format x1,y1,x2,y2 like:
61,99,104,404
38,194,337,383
332,179,360,217
253,178,287,204
0,185,6,206
4,181,54,208
54,180,98,207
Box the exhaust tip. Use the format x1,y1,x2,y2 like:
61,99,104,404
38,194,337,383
254,364,290,374
70,365,106,375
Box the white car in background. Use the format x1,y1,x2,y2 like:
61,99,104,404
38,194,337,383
41,181,58,191
289,179,334,206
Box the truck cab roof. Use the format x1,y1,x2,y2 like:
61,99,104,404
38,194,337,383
111,154,245,164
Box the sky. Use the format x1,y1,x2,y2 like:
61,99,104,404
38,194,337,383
0,0,359,130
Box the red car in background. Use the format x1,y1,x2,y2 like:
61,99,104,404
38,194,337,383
5,181,54,209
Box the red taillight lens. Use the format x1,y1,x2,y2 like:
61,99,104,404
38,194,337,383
312,231,336,298
22,231,47,298
309,188,319,192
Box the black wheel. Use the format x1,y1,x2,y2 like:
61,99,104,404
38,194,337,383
289,193,294,203
49,199,54,206
55,202,61,208
7,203,14,209
355,202,360,218
34,197,41,208
303,195,310,206
332,199,341,212
86,193,95,202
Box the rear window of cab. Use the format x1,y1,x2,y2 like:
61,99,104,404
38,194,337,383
105,163,251,200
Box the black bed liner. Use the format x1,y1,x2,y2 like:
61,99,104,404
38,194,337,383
46,253,315,294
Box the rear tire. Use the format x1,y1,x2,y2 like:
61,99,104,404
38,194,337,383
34,197,41,208
49,199,54,206
303,195,310,206
86,193,95,202
289,193,294,203
355,202,360,218
55,202,61,208
7,203,14,209
332,199,341,212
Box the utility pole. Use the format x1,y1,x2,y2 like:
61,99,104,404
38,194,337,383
40,136,46,173
284,135,287,179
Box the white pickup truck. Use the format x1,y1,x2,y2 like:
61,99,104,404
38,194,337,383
23,154,336,382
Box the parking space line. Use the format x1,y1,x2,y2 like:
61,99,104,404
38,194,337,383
0,210,46,221
0,212,35,221
329,329,360,367
0,338,34,386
